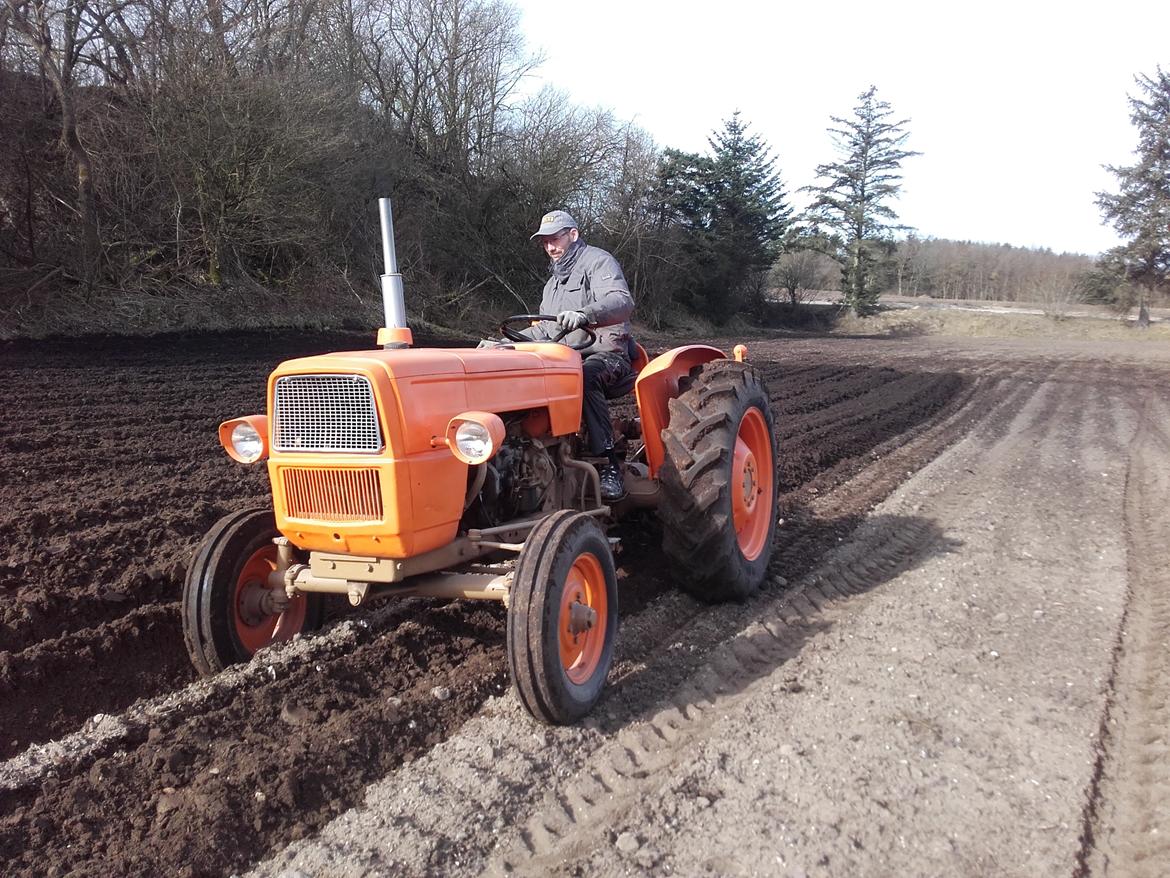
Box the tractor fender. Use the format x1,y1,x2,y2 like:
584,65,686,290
633,344,727,477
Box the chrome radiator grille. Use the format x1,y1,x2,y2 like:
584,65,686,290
273,374,383,452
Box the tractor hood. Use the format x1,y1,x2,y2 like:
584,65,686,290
261,343,584,559
277,343,583,379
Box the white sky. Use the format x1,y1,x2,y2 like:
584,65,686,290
510,0,1170,256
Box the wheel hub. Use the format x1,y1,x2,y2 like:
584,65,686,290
567,597,597,636
237,580,286,627
237,579,269,627
741,456,758,511
558,550,608,686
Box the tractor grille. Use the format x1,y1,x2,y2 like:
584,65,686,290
281,467,384,522
273,374,383,452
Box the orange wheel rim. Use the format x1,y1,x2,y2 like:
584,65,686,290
558,551,608,685
233,545,308,655
731,407,774,562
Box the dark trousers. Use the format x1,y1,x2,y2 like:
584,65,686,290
582,351,635,455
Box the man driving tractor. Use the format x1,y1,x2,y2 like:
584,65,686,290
515,209,637,502
184,196,778,725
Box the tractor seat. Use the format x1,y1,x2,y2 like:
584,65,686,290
605,342,650,399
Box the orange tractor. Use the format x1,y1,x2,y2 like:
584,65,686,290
183,200,778,723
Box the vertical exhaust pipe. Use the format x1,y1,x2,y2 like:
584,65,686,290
377,197,412,349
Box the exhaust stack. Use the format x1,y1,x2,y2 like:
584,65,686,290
377,197,413,349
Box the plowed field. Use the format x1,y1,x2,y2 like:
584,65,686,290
1,330,1167,876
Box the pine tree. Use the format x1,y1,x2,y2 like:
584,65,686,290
804,87,920,315
1096,67,1170,328
658,113,791,321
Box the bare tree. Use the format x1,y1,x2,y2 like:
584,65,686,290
771,248,838,310
0,0,680,336
3,0,121,276
1032,265,1084,319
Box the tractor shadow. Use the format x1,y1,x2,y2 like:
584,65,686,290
598,510,963,734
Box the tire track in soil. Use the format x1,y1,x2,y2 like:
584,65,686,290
1,332,971,877
488,515,948,876
481,359,1079,877
602,372,1010,735
604,365,993,712
1080,392,1170,876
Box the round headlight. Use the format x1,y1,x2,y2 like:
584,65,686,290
454,421,494,462
231,422,265,463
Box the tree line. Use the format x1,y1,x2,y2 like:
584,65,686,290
1,0,1164,336
887,237,1094,303
2,0,604,329
0,0,915,333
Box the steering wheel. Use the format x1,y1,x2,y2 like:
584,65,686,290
499,314,597,351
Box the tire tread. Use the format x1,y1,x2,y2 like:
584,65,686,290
658,361,779,602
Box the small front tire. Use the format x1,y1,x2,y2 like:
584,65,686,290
507,510,619,724
182,509,324,675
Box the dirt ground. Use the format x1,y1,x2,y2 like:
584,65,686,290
1,329,1168,876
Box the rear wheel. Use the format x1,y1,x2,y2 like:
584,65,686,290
659,360,778,601
183,509,324,675
507,510,618,724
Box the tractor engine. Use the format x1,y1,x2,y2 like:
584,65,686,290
465,429,563,529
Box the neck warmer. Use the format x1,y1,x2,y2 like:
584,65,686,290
551,238,585,280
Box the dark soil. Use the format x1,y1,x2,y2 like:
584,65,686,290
0,329,971,877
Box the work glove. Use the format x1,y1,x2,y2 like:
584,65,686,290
476,338,502,348
556,310,589,331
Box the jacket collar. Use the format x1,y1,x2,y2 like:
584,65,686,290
550,239,585,280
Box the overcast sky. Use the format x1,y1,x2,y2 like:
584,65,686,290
510,0,1169,256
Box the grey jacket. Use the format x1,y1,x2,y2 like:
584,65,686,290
525,243,635,359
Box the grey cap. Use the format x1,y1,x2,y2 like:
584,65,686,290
530,209,578,240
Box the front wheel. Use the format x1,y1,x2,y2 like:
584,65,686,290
507,510,619,724
182,509,324,675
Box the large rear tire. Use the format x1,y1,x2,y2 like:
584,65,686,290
507,510,619,724
659,360,778,602
183,509,324,675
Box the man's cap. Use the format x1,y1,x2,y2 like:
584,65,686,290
531,210,578,240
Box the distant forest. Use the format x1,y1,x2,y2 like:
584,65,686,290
0,0,1138,337
886,237,1095,302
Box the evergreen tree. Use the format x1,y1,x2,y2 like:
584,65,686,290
804,87,920,315
658,113,791,321
1096,67,1170,328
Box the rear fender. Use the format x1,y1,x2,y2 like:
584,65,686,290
634,345,727,477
